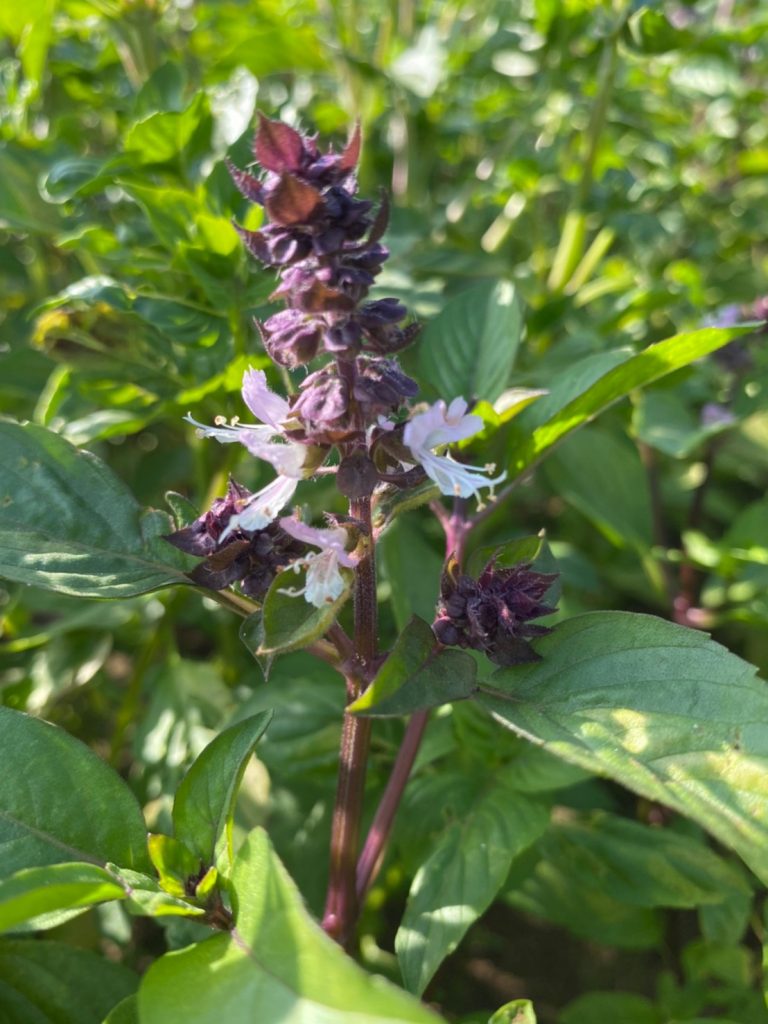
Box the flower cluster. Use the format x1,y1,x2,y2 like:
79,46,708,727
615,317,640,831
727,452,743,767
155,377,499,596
232,114,419,442
433,557,558,666
165,478,306,600
169,115,505,606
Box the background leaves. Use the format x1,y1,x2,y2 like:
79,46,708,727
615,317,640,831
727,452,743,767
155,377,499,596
2,0,768,1021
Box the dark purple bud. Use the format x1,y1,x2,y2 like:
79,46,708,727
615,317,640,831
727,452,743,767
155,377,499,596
355,298,420,355
293,365,350,435
164,478,307,599
233,225,273,264
433,557,558,667
323,318,362,354
353,358,418,417
312,226,348,256
358,298,407,326
432,617,461,646
347,242,388,273
256,309,322,368
336,451,379,498
268,229,312,265
273,274,356,314
254,113,306,174
165,478,251,556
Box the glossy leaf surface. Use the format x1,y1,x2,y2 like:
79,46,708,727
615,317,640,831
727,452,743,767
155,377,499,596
349,616,478,717
139,829,443,1023
0,420,192,597
479,612,768,885
0,707,150,878
396,779,549,995
172,711,273,872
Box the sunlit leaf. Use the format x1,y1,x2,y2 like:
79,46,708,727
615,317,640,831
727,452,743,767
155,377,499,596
139,829,443,1023
479,612,768,885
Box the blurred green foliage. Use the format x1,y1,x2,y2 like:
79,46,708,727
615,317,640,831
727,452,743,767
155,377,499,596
2,1,768,1021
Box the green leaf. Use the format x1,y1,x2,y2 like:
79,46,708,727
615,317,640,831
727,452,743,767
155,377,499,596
0,145,62,233
542,426,653,548
699,874,753,946
0,939,137,1024
542,812,750,909
172,711,273,873
488,1001,537,1024
396,780,549,995
103,995,139,1024
0,706,151,878
379,516,443,631
120,181,199,250
417,279,523,403
632,389,734,458
559,992,660,1024
507,325,756,479
255,565,352,656
138,828,443,1023
123,93,208,164
466,533,547,579
348,616,477,717
373,480,441,531
17,0,54,93
0,863,126,935
503,839,663,950
147,834,202,898
109,867,205,919
0,419,193,597
478,611,768,885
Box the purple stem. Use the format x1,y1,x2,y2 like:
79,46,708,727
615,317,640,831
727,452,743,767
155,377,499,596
354,497,473,905
356,708,429,902
322,494,377,947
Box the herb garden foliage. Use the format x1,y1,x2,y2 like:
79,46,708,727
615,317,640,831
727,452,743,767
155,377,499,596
2,3,768,1024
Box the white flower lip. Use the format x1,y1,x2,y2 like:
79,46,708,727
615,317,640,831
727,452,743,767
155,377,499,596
185,368,312,529
403,397,506,499
219,476,299,540
278,517,359,608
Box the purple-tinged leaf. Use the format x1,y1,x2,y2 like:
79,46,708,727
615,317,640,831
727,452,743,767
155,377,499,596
254,113,305,173
339,121,362,171
265,173,322,226
226,159,264,204
367,189,390,244
233,224,272,263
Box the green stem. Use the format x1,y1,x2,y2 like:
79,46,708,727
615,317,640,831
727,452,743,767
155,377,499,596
548,4,629,294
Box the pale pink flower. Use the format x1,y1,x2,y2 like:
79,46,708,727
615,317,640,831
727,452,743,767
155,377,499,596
186,368,310,534
403,397,506,498
279,517,359,607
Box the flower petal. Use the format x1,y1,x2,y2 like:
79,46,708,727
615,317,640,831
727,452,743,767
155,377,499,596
420,451,506,499
220,476,298,539
240,436,307,477
279,517,358,567
304,551,349,606
403,399,482,452
241,368,291,429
